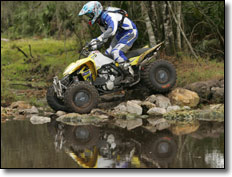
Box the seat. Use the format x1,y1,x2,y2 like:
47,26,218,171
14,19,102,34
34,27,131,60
125,48,150,59
104,47,150,60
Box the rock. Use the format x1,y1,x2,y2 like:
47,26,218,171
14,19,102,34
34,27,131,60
211,87,224,103
157,121,170,130
168,88,200,107
167,105,181,112
91,108,106,115
114,119,127,128
10,101,31,109
126,113,138,120
1,107,15,117
128,100,142,105
90,109,110,119
56,113,105,126
183,106,191,110
141,101,156,109
140,115,149,119
101,93,125,102
147,118,170,130
126,101,143,115
194,109,224,121
97,114,109,119
164,110,195,121
147,107,166,115
127,118,143,130
184,79,224,103
164,106,224,121
154,95,171,109
145,95,157,103
56,113,82,122
209,104,223,110
43,112,54,117
142,126,157,133
56,111,66,117
114,103,127,113
30,115,51,124
24,106,39,114
170,121,200,135
146,95,171,109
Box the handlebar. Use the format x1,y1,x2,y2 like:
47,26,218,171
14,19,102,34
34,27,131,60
79,40,104,59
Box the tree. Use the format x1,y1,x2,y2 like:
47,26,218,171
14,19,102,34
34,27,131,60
141,1,156,47
162,1,175,55
176,1,182,52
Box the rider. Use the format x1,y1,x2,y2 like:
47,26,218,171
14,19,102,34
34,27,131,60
78,1,138,83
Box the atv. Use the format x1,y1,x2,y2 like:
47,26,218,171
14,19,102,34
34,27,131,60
46,41,176,114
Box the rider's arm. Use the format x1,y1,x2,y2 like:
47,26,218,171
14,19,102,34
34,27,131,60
98,13,118,41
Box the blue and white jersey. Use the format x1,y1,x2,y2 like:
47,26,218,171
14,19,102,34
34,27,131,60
99,11,137,38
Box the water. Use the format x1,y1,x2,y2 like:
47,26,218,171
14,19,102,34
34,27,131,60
1,119,224,168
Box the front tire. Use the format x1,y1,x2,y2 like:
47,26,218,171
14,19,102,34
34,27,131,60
46,86,70,112
64,81,99,114
141,60,176,93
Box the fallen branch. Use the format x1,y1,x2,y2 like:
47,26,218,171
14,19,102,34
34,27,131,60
16,47,28,58
10,83,43,89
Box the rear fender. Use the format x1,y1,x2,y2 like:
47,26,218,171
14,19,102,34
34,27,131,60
136,41,164,66
129,56,140,66
63,57,97,81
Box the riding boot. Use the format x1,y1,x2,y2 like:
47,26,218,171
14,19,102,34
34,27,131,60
119,62,134,84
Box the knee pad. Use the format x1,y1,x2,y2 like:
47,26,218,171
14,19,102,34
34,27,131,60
111,49,127,63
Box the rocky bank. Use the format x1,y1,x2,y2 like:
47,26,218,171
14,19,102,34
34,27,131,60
1,79,224,133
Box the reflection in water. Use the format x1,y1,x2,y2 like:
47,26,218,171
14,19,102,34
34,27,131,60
48,121,178,168
1,119,224,168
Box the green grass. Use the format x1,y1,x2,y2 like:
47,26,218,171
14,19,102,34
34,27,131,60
1,38,80,106
1,38,225,107
174,57,224,87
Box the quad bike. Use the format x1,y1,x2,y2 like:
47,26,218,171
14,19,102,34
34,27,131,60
46,41,176,114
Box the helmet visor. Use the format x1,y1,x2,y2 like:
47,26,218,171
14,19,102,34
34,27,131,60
86,13,94,20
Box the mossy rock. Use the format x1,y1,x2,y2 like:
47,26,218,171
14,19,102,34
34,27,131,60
164,105,224,122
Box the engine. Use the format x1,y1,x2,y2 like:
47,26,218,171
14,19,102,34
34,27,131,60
97,65,120,91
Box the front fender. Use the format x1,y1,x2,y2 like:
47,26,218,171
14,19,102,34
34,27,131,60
63,57,97,81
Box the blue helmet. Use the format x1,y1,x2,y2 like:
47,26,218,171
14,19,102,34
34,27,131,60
78,1,103,25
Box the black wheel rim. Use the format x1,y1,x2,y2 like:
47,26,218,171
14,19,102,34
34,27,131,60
155,68,169,84
157,142,170,155
75,127,90,142
74,90,90,107
154,141,172,159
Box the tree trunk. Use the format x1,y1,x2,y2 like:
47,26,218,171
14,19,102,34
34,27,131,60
162,1,175,55
176,1,182,52
150,2,159,41
167,1,198,59
141,1,156,47
181,14,188,53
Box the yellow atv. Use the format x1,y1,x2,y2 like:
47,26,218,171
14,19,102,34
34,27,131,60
46,41,176,113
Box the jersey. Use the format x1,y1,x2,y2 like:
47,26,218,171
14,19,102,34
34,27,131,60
98,10,137,41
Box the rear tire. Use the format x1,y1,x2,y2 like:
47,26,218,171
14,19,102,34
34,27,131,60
141,60,176,93
64,81,99,114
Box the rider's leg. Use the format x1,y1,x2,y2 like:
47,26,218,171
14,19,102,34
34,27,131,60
111,30,138,83
105,36,118,57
